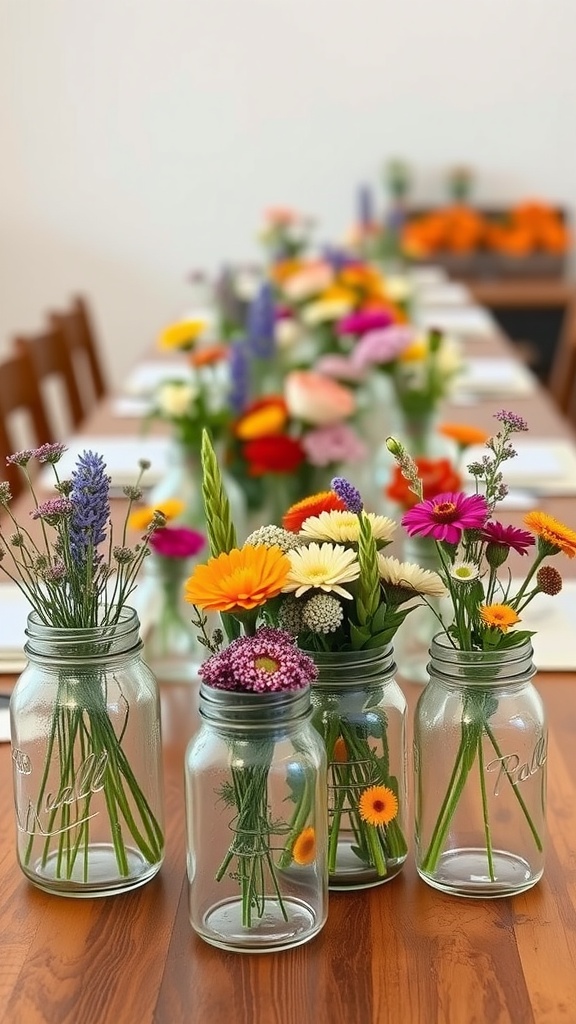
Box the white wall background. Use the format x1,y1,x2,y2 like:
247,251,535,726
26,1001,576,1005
1,0,574,386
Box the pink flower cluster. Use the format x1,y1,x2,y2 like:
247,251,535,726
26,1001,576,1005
301,423,367,468
199,627,318,693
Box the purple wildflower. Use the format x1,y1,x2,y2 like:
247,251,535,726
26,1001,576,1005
32,442,68,464
199,627,317,693
247,282,276,359
494,410,529,432
357,183,375,228
69,450,110,565
321,246,360,273
31,498,74,523
42,561,67,583
6,449,34,467
331,476,364,514
228,339,251,413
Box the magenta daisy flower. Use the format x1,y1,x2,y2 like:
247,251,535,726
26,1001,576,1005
401,492,489,544
199,627,318,693
481,521,535,555
150,525,205,559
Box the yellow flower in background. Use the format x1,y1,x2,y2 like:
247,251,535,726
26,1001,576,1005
234,401,288,441
128,498,185,532
184,544,291,612
157,318,208,351
399,338,427,363
358,785,398,826
479,604,522,633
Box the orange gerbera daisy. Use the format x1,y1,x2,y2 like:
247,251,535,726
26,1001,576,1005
358,785,398,827
523,511,576,558
438,422,490,448
188,344,228,368
332,736,348,763
282,491,346,533
128,498,185,532
292,826,316,866
479,604,521,633
234,397,288,440
184,544,290,612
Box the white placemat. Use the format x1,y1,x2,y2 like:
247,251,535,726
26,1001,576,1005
408,265,449,286
40,437,172,489
509,580,576,672
453,357,536,399
111,396,153,418
417,282,472,307
123,361,191,397
463,439,576,495
417,305,497,338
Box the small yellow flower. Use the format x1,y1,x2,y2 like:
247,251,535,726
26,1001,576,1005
399,339,427,362
358,785,398,826
479,604,521,633
128,499,185,532
157,318,208,351
292,826,316,866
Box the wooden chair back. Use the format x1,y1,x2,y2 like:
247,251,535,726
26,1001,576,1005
50,296,108,411
14,323,85,430
548,291,576,417
0,350,54,498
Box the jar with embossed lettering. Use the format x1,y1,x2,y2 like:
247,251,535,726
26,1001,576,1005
9,609,165,897
414,635,546,897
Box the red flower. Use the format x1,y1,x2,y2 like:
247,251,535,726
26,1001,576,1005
387,457,461,510
243,435,306,476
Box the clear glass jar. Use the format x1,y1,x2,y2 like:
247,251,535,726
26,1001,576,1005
9,608,165,897
415,634,546,897
395,536,444,686
310,645,408,889
185,683,328,953
143,553,203,683
151,441,247,541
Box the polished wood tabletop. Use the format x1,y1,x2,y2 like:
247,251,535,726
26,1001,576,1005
1,319,576,1024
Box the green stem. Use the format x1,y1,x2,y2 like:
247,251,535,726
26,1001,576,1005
484,722,543,852
477,731,495,881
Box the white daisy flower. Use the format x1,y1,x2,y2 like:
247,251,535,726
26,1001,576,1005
301,298,353,325
283,542,360,599
300,510,397,544
450,561,480,583
377,555,447,598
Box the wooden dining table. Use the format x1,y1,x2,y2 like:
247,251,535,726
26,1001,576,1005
1,317,576,1024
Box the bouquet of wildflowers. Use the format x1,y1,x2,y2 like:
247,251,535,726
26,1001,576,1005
183,433,321,926
387,410,576,878
1,444,166,881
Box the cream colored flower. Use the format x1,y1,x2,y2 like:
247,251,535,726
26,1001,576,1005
284,542,360,599
282,264,334,302
156,381,199,417
377,554,447,597
275,318,303,350
450,560,479,582
301,510,397,545
301,298,353,325
384,276,412,303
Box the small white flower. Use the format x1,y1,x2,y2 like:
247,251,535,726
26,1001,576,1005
156,381,199,418
275,319,302,350
234,270,262,301
377,555,447,598
450,560,480,583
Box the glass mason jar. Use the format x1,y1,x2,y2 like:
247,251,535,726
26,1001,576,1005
10,608,165,898
310,646,408,889
415,634,546,897
185,683,328,953
151,441,247,541
143,552,203,684
395,536,444,686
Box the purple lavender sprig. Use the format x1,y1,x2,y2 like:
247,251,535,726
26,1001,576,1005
331,476,363,514
69,451,111,567
246,282,276,359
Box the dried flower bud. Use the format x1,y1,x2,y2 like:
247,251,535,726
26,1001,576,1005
138,459,151,471
123,485,144,501
536,565,562,596
55,480,73,496
0,482,12,505
485,542,509,569
10,533,25,547
113,546,136,565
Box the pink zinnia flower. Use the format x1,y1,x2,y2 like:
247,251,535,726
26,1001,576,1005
301,423,367,468
150,525,205,559
315,354,366,384
402,492,489,544
337,310,394,336
199,627,318,693
352,326,414,370
481,521,535,555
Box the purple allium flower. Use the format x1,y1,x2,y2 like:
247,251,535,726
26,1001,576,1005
69,450,110,565
228,339,251,414
352,326,413,370
32,442,68,464
337,309,394,337
247,282,276,359
149,525,205,559
31,498,74,523
301,423,367,468
402,492,489,544
199,627,318,693
357,183,375,228
6,449,34,467
494,410,529,432
331,476,364,514
481,521,535,556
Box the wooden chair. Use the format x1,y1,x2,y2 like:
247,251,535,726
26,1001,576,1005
49,296,108,413
547,290,576,417
14,323,85,431
0,350,54,498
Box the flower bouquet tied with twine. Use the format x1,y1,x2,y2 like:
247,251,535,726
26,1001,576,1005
387,410,576,882
2,444,166,886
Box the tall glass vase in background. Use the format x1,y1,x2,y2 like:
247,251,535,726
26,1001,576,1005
10,609,165,897
395,536,445,685
151,441,247,541
309,645,408,889
415,635,546,897
143,553,203,683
